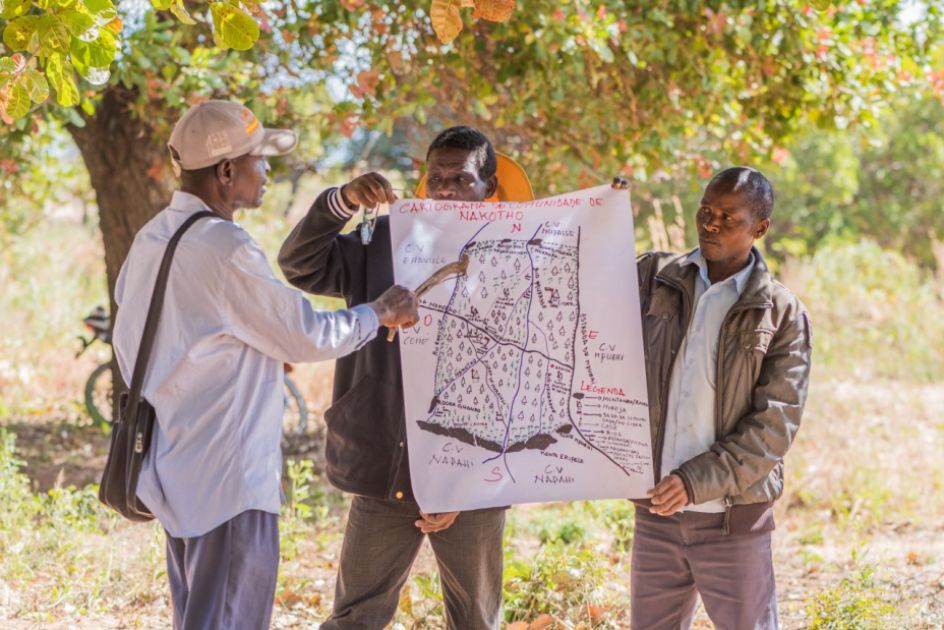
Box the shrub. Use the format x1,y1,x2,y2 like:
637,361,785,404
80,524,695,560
504,540,609,624
0,430,40,580
787,240,944,382
805,552,896,629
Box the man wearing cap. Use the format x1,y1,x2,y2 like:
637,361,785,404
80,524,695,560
112,100,419,630
278,126,532,629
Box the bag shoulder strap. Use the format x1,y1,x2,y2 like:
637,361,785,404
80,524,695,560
125,210,216,406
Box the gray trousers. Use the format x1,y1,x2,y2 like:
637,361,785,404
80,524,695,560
165,509,279,630
322,496,506,630
630,508,778,630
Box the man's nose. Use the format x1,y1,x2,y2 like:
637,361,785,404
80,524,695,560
436,185,456,199
704,216,721,232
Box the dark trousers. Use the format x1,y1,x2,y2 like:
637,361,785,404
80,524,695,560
322,496,506,630
165,509,279,630
630,508,778,630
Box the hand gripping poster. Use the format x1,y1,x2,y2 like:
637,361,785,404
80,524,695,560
389,185,653,512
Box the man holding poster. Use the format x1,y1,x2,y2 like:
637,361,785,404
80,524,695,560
616,168,813,629
279,126,530,629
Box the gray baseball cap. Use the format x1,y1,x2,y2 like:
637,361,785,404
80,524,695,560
168,100,298,175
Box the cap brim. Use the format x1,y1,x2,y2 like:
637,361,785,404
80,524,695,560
251,128,298,157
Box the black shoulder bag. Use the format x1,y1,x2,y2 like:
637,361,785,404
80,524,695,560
99,210,215,522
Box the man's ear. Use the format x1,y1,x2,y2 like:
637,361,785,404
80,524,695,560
754,217,770,239
216,159,235,185
485,174,498,199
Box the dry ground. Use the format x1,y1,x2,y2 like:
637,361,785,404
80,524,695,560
2,373,943,629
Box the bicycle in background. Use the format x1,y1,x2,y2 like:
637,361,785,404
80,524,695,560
76,307,309,441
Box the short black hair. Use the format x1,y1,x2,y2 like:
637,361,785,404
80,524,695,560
180,163,219,183
426,126,497,181
706,167,774,220
170,145,219,183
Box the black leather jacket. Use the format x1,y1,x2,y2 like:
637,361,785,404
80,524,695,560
279,188,415,502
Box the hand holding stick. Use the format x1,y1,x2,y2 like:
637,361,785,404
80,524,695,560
386,254,470,342
368,286,419,333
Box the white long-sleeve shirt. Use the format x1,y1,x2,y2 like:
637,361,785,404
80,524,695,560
661,248,755,513
113,191,378,537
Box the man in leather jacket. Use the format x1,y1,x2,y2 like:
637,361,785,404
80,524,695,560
278,127,511,629
615,167,813,629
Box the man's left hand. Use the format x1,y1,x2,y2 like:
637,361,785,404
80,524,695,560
646,474,690,516
415,511,459,534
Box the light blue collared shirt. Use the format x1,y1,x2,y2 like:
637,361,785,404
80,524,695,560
662,248,755,512
114,192,379,537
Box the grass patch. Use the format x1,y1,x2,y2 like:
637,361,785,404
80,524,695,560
0,429,165,620
804,551,896,629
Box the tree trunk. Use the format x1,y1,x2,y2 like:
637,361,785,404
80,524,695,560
67,85,175,412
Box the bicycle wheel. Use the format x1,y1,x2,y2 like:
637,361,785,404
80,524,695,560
85,362,113,426
282,376,309,436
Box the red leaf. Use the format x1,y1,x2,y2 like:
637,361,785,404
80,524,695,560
704,8,727,36
146,159,165,181
587,604,607,623
339,111,359,138
350,68,380,98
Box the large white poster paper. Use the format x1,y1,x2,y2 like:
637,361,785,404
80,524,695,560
389,185,653,512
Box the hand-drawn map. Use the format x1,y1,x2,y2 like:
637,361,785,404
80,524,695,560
390,185,653,512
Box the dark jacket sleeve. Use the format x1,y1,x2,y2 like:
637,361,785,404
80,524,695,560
278,187,364,303
676,302,813,504
636,252,657,313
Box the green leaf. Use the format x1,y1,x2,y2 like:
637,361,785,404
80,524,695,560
82,0,114,15
61,102,84,126
37,15,72,54
5,78,30,118
70,27,116,73
0,0,32,20
70,44,110,84
70,46,88,76
0,57,16,73
149,0,171,10
22,67,49,102
3,16,40,52
97,22,116,53
172,45,191,63
210,2,260,51
169,0,195,24
160,62,176,80
44,53,79,106
60,10,96,38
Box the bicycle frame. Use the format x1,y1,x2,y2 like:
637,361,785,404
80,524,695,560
75,333,98,359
